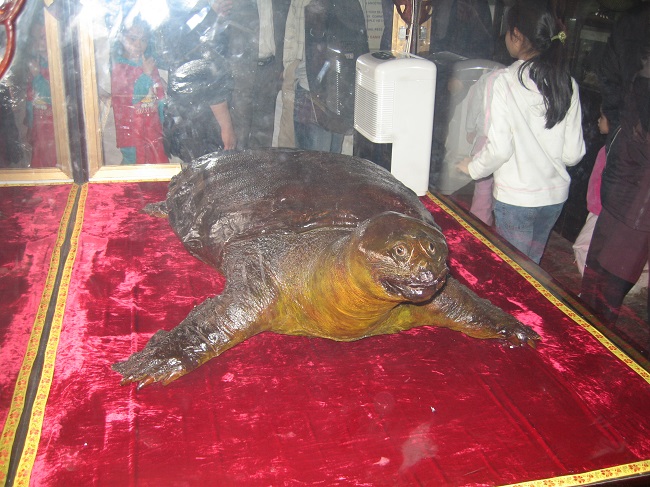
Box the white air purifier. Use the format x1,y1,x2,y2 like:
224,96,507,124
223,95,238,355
354,51,436,196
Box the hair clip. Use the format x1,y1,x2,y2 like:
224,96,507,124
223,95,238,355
551,31,567,44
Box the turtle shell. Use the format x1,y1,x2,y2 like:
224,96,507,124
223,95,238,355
164,149,436,269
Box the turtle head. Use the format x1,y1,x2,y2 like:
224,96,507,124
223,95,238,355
353,212,449,303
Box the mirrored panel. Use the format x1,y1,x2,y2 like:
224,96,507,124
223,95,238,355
79,0,391,181
0,0,73,183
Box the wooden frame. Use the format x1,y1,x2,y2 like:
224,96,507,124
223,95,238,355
78,14,181,182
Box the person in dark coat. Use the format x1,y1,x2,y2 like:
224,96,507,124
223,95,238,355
580,3,650,324
158,0,236,163
226,0,291,149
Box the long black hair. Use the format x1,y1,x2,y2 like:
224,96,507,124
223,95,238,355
506,0,572,129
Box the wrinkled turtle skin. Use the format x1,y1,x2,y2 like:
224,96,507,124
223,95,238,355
113,149,540,388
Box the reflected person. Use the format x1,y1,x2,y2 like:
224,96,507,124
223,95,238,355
25,21,56,168
580,3,650,323
281,0,369,153
226,0,290,149
158,0,236,163
111,17,168,165
429,0,494,59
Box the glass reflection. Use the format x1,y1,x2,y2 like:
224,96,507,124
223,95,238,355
0,2,54,169
91,0,389,166
110,16,167,164
25,18,56,168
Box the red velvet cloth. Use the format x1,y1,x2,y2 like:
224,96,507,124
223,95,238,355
13,183,650,486
0,185,74,479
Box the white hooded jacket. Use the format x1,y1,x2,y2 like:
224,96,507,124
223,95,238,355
467,60,586,207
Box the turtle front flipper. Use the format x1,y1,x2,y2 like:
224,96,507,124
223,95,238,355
112,328,188,388
113,292,266,388
382,277,540,348
426,277,540,347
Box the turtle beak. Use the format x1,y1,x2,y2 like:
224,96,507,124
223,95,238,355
406,264,449,301
383,263,449,302
416,259,448,286
403,235,449,299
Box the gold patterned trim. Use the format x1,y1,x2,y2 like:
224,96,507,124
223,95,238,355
426,193,650,486
12,184,88,487
427,193,650,383
0,184,79,484
501,459,650,486
2,188,647,486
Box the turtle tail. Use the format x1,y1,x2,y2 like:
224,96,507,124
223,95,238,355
142,201,169,218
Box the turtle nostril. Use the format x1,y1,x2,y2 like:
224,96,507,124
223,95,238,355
418,269,434,282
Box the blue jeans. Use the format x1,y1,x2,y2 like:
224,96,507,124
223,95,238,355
494,201,564,264
294,120,344,153
293,85,345,153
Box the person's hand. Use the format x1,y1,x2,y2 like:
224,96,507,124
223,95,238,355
221,126,236,150
210,101,236,149
457,157,472,175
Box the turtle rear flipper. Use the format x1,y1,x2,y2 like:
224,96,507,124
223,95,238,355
143,201,169,218
113,291,267,388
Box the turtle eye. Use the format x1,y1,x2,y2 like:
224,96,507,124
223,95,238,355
392,244,408,259
427,241,436,253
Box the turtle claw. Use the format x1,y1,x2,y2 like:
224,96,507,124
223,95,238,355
114,356,189,388
113,335,194,388
136,376,155,390
498,321,541,349
526,336,539,349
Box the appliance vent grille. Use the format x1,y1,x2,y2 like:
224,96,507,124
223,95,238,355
354,71,394,142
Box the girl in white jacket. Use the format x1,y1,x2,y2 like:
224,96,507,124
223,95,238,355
458,0,585,264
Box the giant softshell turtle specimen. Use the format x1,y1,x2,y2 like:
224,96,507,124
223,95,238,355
113,149,540,388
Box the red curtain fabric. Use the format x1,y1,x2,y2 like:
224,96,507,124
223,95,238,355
0,184,75,481
4,182,650,486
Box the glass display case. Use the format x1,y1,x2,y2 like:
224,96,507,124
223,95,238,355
2,2,650,486
570,13,613,89
0,0,73,183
